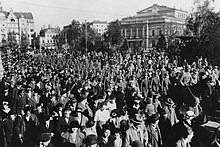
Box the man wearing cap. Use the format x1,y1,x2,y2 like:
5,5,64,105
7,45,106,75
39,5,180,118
61,121,85,147
125,114,148,147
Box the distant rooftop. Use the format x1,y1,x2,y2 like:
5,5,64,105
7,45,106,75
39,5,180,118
14,12,34,19
0,9,33,19
40,26,60,36
91,20,108,24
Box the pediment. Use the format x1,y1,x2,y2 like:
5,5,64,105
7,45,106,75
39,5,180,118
137,4,173,14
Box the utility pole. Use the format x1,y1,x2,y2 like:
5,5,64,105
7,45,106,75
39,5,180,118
18,17,21,48
85,20,87,55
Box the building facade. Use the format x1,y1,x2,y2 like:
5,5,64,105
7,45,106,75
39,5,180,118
121,4,188,49
0,3,34,46
39,25,60,50
91,20,108,36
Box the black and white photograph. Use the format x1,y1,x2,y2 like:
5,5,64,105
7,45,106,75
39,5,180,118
0,0,220,147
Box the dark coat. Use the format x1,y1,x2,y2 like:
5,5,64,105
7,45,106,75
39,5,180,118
146,124,163,147
38,120,55,135
56,116,75,135
33,142,54,147
99,135,114,147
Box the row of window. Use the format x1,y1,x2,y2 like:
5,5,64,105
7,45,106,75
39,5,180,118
176,12,187,19
42,40,57,43
123,28,163,37
95,24,106,27
46,34,56,38
96,29,105,32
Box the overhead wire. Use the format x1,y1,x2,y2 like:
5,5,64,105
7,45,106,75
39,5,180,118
2,0,127,17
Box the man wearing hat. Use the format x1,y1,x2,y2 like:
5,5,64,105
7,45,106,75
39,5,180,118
146,113,163,147
13,87,29,114
125,114,148,147
38,114,55,139
56,106,75,144
17,106,40,147
34,133,54,147
83,134,99,147
61,121,85,147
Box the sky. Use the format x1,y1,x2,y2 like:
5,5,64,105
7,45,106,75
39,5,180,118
1,0,220,32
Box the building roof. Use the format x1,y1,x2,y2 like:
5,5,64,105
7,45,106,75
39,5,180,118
40,27,60,37
137,4,188,14
121,4,188,22
14,12,33,19
91,20,108,24
0,10,34,19
0,10,8,16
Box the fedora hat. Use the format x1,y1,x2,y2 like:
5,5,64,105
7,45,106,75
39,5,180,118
40,133,51,142
83,134,98,146
42,114,51,122
164,98,175,106
131,114,143,124
69,121,80,128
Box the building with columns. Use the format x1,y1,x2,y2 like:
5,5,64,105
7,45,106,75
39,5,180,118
0,3,34,46
121,4,188,50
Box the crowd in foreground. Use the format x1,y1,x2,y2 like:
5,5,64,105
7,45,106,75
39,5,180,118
0,49,220,147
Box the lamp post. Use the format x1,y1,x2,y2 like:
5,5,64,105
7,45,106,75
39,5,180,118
146,20,149,51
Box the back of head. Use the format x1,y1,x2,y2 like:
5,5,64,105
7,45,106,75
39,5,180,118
131,140,144,147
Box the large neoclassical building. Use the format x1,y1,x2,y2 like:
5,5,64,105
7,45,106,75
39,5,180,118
121,4,188,49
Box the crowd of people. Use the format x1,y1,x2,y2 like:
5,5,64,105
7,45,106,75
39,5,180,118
0,48,220,147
